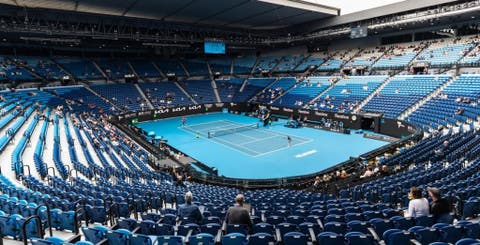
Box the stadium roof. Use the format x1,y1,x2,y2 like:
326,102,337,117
0,0,339,30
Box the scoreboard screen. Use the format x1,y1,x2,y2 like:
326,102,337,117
204,40,226,54
350,27,368,39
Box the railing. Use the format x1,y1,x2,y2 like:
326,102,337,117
35,204,53,237
22,215,43,245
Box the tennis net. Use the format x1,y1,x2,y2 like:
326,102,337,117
208,123,259,138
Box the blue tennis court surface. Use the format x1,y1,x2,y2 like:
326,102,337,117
138,112,389,179
181,120,311,157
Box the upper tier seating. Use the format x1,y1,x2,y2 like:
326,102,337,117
231,78,274,102
45,86,114,113
414,43,475,66
295,55,325,72
317,49,358,71
129,59,161,78
54,57,103,80
233,56,256,74
363,75,450,118
275,55,305,72
255,56,281,73
276,77,331,108
216,78,245,102
407,75,480,130
91,83,147,111
139,82,192,108
95,59,133,80
155,59,186,76
346,46,387,68
0,56,34,81
256,77,297,104
182,59,210,76
209,58,232,75
313,76,388,112
16,56,68,80
178,79,217,103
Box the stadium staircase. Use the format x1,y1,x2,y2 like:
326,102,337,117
398,75,456,120
151,62,166,78
175,80,198,104
303,80,336,108
178,60,191,77
269,79,300,104
82,84,122,111
134,84,154,109
248,77,280,102
9,59,49,84
405,43,431,68
229,58,234,75
249,58,260,76
210,79,222,103
206,60,213,77
238,78,249,93
369,48,390,68
353,75,393,112
289,54,312,74
54,61,77,83
91,60,108,80
127,61,141,79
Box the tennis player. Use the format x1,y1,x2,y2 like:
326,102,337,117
181,116,187,127
287,136,292,147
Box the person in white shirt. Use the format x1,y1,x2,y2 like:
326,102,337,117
360,167,374,179
405,186,430,218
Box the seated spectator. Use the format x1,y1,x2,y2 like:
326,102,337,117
380,165,389,176
405,187,429,218
340,170,348,179
360,167,373,179
428,187,453,224
177,192,203,224
225,194,252,231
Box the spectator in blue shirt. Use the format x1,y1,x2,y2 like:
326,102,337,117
177,191,203,224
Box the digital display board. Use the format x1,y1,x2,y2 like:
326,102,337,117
350,26,368,39
204,40,225,54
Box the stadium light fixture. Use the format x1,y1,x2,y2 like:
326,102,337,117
20,37,80,44
258,0,339,15
142,43,190,48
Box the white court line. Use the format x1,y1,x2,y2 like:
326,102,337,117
252,138,314,158
179,122,261,156
210,136,262,155
238,135,281,146
181,120,231,129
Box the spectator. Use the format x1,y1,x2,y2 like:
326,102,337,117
405,187,429,218
177,192,203,224
360,167,373,179
313,176,321,189
340,170,348,179
380,165,389,176
225,194,252,231
428,187,453,224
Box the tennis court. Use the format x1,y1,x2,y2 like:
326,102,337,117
181,120,311,157
138,112,388,179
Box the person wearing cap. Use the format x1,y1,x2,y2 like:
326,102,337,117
405,186,430,218
177,191,203,224
225,194,252,231
428,187,453,224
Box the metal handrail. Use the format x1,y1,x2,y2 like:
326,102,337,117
35,204,53,237
22,215,43,245
22,164,31,176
